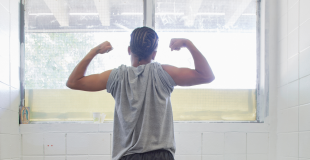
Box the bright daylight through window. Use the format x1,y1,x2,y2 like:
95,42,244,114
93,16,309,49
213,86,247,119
24,0,258,121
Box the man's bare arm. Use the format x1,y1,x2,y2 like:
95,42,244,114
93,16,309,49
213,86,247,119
162,39,215,86
66,41,113,91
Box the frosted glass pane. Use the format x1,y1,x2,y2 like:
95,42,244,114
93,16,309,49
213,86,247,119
24,0,257,121
155,0,257,89
25,89,256,121
24,0,143,121
154,0,257,121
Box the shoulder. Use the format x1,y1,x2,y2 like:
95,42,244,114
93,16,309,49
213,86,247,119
151,62,176,77
112,64,130,75
150,62,164,70
106,65,128,93
161,64,178,77
153,62,177,87
109,65,128,79
117,64,128,70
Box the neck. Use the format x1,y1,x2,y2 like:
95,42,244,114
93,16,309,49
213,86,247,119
131,59,152,67
131,56,152,67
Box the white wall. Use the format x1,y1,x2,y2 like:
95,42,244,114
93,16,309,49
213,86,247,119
276,0,310,160
0,0,21,160
20,123,271,160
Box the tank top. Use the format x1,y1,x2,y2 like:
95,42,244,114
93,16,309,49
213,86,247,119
106,62,176,160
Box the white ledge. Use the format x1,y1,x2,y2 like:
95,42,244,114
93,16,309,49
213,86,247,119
20,122,269,134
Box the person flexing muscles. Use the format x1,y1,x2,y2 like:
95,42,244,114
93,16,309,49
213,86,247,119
67,27,214,160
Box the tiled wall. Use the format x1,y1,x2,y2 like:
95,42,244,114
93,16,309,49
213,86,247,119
0,0,21,160
17,0,280,160
276,0,310,159
19,123,270,160
1,0,292,160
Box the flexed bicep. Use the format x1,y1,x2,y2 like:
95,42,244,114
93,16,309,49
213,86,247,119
162,65,211,86
67,70,112,91
66,41,114,91
162,38,215,86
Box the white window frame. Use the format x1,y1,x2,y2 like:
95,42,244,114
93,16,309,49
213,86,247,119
19,0,268,123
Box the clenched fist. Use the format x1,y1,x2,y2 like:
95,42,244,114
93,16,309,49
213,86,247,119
94,41,113,54
169,38,190,51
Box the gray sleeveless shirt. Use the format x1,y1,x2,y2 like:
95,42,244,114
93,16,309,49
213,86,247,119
106,62,176,160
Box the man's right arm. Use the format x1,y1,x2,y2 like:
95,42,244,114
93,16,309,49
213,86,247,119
162,39,215,86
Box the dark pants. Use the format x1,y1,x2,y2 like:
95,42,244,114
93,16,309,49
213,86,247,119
120,149,174,160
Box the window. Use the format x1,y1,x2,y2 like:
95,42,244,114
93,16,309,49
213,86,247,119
24,0,263,122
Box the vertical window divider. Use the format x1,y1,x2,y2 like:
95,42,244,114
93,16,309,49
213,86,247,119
143,0,155,29
20,0,26,117
256,0,268,123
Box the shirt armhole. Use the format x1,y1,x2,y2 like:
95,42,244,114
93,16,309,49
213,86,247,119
155,63,176,94
106,68,119,93
162,69,176,87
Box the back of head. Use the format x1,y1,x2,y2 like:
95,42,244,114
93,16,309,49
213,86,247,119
130,27,159,61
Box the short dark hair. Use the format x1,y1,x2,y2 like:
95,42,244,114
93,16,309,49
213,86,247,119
130,26,158,61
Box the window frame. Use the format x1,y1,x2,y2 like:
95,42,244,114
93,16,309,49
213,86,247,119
20,0,268,123
255,0,268,123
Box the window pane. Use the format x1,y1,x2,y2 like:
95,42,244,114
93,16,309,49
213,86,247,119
25,0,257,122
155,0,257,121
25,0,142,121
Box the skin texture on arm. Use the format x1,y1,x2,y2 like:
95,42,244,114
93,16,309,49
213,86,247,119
162,39,215,86
66,41,113,91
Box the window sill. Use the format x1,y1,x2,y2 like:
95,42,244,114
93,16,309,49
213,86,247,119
20,121,269,134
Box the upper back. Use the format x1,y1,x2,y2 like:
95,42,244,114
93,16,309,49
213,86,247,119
106,62,176,98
